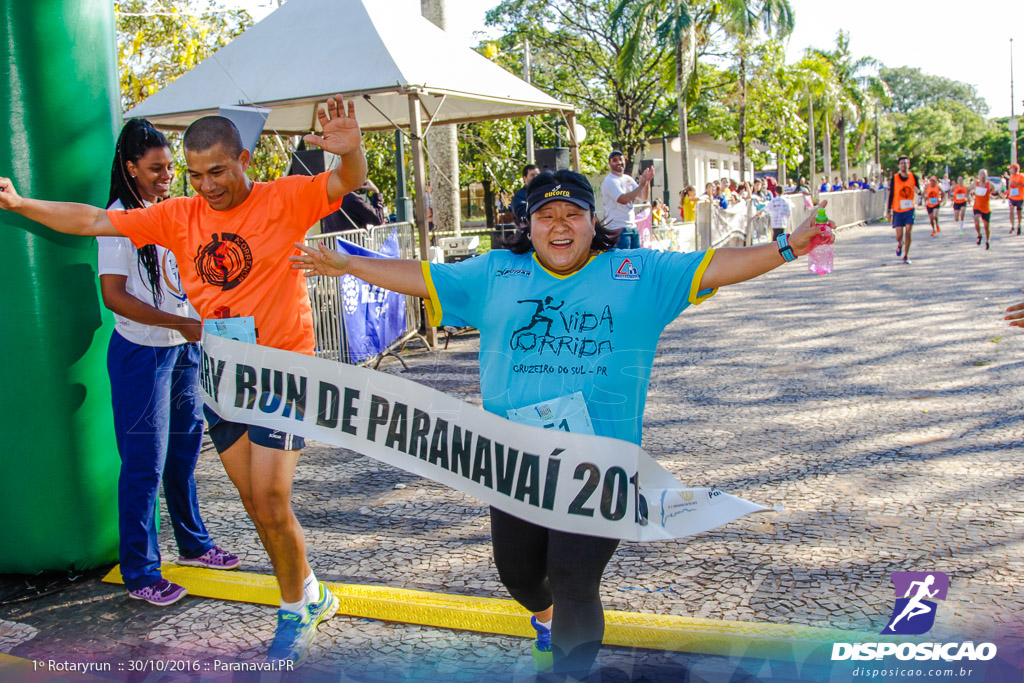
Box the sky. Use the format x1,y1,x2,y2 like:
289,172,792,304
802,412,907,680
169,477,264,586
225,0,1022,119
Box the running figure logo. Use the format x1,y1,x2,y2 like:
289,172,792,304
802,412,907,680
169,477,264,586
510,296,564,346
194,232,253,291
881,571,949,635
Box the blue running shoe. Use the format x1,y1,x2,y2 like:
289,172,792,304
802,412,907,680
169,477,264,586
267,609,316,665
307,583,339,627
896,245,902,257
531,616,553,672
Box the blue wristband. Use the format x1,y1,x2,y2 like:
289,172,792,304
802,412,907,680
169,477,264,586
777,233,796,262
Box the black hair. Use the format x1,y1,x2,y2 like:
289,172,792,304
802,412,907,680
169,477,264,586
898,155,909,163
505,169,620,254
521,164,538,178
108,118,171,305
183,115,244,157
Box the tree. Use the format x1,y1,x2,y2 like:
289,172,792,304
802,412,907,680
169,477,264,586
793,52,838,186
116,1,294,186
807,31,874,184
715,0,793,182
743,41,805,177
879,66,989,116
878,107,957,174
116,0,252,112
485,0,677,173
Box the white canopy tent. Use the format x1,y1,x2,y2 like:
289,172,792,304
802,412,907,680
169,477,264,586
126,0,576,135
127,0,580,345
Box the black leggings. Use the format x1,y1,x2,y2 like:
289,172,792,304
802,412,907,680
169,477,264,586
490,506,620,678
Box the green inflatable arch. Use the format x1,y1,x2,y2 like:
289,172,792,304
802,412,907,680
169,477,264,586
0,0,121,572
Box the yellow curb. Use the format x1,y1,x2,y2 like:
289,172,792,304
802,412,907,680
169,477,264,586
103,565,873,659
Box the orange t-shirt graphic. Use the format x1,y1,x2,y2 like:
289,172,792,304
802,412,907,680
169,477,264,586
1008,173,1024,201
891,172,917,212
925,186,941,207
972,182,992,213
108,172,342,355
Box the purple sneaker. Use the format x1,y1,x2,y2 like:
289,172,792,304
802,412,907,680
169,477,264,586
177,545,240,570
128,578,187,606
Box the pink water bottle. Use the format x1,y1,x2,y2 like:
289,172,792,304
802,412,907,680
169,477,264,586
807,208,833,275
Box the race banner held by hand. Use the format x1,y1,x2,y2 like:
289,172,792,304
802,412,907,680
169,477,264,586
199,335,776,542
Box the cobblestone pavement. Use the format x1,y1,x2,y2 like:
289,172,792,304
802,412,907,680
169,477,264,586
2,203,1023,682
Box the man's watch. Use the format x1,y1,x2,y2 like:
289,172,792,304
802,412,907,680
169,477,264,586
777,233,796,262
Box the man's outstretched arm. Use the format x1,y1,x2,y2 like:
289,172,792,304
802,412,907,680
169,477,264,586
0,177,122,236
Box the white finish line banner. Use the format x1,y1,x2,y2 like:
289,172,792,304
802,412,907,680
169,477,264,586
199,335,775,542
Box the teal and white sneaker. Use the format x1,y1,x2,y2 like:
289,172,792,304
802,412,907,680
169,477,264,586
266,609,316,665
307,583,339,627
530,616,553,672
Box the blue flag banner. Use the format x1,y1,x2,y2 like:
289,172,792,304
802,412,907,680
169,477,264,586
335,229,408,363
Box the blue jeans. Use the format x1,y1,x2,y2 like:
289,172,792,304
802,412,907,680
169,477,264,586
108,331,212,590
615,228,640,249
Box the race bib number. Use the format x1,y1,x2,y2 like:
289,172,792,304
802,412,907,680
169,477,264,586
955,193,966,202
928,197,938,205
900,199,914,210
204,317,257,343
1012,188,1020,197
507,392,595,436
975,187,988,197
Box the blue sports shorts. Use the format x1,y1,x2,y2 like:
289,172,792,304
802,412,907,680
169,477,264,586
892,209,915,227
203,406,305,452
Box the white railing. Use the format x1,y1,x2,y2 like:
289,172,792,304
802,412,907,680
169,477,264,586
690,189,888,249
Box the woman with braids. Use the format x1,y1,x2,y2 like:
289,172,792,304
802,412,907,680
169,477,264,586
100,118,238,606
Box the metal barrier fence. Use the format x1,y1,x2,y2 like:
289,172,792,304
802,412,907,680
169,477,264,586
693,189,888,249
304,222,424,364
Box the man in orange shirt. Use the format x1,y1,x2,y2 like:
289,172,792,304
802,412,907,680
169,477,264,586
1006,163,1024,235
971,169,996,250
885,155,919,264
0,95,366,664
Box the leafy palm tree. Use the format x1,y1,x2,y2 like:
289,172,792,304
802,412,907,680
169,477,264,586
612,0,791,187
793,53,838,188
807,31,875,184
611,0,695,186
715,0,794,182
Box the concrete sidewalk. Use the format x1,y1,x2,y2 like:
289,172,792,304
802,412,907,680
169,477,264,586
2,203,1022,682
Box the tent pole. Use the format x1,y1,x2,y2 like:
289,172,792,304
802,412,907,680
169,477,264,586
408,92,437,348
565,110,581,171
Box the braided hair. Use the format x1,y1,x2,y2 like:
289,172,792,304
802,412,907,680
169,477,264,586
108,118,171,305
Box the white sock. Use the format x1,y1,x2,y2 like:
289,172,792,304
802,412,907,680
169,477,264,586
303,572,320,604
280,597,306,615
537,618,552,630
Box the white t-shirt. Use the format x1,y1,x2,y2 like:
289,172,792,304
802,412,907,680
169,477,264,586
767,196,792,228
601,172,639,230
940,178,950,192
98,199,196,347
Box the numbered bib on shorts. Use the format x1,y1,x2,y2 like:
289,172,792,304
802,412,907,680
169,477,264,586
204,316,257,343
900,199,914,210
507,392,595,435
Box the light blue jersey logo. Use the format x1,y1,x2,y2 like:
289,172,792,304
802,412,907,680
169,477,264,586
611,257,641,281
